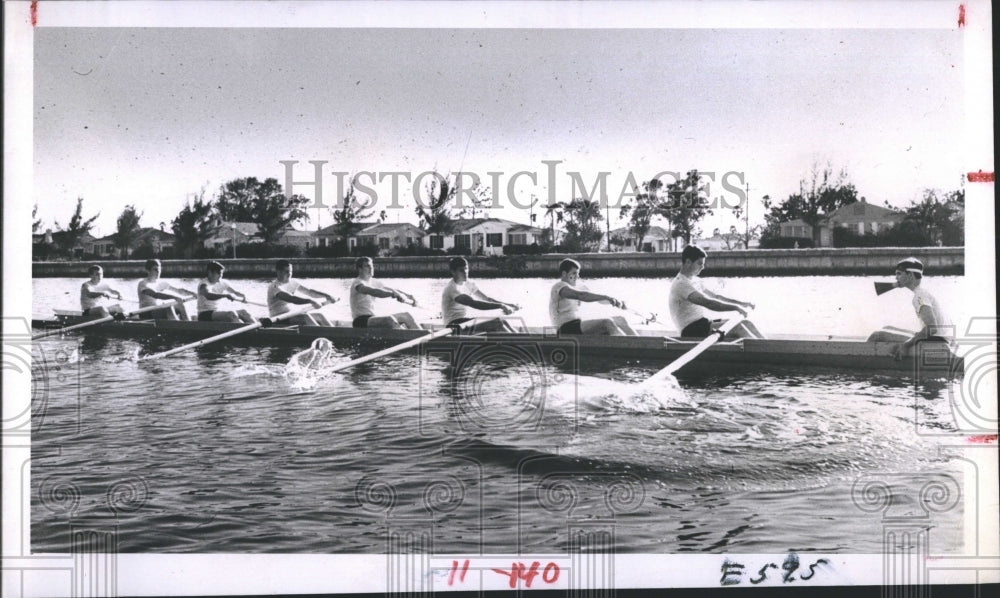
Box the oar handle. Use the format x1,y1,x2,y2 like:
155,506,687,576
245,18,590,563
874,281,897,296
327,327,453,374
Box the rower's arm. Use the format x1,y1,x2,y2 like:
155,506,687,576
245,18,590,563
703,288,753,308
273,290,314,305
454,294,504,312
300,286,337,303
167,285,197,297
687,291,748,316
559,286,621,307
198,282,234,301
82,285,111,299
141,287,184,301
901,306,938,349
356,283,397,300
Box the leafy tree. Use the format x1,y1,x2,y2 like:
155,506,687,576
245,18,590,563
662,169,713,245
619,178,662,252
414,171,457,237
171,191,221,258
561,198,604,252
216,177,311,243
730,199,765,250
331,180,376,240
55,197,100,256
762,163,859,246
113,205,143,259
900,188,964,246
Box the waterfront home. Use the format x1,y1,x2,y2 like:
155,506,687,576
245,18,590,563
780,199,903,246
350,223,426,254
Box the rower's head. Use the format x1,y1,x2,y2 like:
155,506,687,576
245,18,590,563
680,245,707,276
559,258,581,285
144,259,162,279
894,257,923,289
207,261,225,283
275,259,292,282
88,264,103,282
355,257,374,279
449,257,469,281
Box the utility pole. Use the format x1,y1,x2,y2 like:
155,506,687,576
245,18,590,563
745,182,750,249
605,202,611,252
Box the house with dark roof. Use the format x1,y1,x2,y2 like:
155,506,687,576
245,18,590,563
314,222,377,249
608,225,674,252
204,222,261,252
351,223,426,255
779,200,903,246
428,218,539,256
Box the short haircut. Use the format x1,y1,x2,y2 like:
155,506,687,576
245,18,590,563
559,258,581,274
355,256,373,271
681,245,707,264
449,257,468,272
144,259,161,270
88,265,102,274
207,261,225,274
275,259,291,271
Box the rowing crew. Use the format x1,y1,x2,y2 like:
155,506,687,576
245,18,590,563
79,249,949,359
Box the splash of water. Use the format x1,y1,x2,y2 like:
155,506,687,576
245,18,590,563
283,338,339,390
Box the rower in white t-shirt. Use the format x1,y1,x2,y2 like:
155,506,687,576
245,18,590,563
80,264,124,318
867,257,953,360
441,257,520,333
266,260,336,326
348,257,423,329
668,245,764,339
549,258,636,335
196,261,256,323
137,259,197,320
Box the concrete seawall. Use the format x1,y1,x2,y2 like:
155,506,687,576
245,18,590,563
32,247,964,279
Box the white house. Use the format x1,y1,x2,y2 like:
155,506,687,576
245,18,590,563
608,225,674,252
350,223,426,254
427,218,537,256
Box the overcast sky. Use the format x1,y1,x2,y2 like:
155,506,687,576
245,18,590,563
33,25,965,237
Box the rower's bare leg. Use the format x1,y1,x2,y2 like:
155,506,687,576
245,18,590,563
174,302,191,321
612,315,637,336
740,320,766,339
88,306,111,319
581,318,623,336
471,318,513,333
393,313,423,330
311,313,332,327
866,328,911,343
236,309,257,324
211,310,242,323
367,315,402,329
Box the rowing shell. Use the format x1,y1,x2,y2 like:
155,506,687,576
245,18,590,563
32,314,963,376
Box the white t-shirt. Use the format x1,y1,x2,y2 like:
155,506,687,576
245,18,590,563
549,281,580,327
267,279,302,316
442,279,481,324
80,281,113,310
912,286,952,339
349,277,386,319
668,273,707,331
197,279,236,313
137,279,172,308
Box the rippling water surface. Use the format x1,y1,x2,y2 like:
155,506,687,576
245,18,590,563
30,276,968,553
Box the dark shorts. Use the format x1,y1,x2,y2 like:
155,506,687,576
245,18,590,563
137,306,172,320
447,318,474,333
353,315,372,328
197,311,215,322
82,308,94,317
558,319,583,335
681,317,712,338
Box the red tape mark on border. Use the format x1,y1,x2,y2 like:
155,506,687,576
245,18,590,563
958,4,966,28
31,1,38,26
967,171,995,183
966,434,997,444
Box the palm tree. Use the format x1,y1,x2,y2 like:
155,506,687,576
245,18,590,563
544,202,565,246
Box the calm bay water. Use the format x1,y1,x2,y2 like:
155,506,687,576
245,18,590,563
30,276,968,553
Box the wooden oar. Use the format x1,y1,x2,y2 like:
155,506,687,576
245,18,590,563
32,300,192,340
326,327,454,374
239,299,269,308
874,281,897,296
642,315,750,383
138,304,319,361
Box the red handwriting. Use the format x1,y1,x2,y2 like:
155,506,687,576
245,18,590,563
491,561,560,588
958,4,965,28
31,0,38,26
448,559,470,586
967,434,998,444
967,171,994,183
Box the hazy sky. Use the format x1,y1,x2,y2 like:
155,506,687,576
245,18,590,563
33,25,965,237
